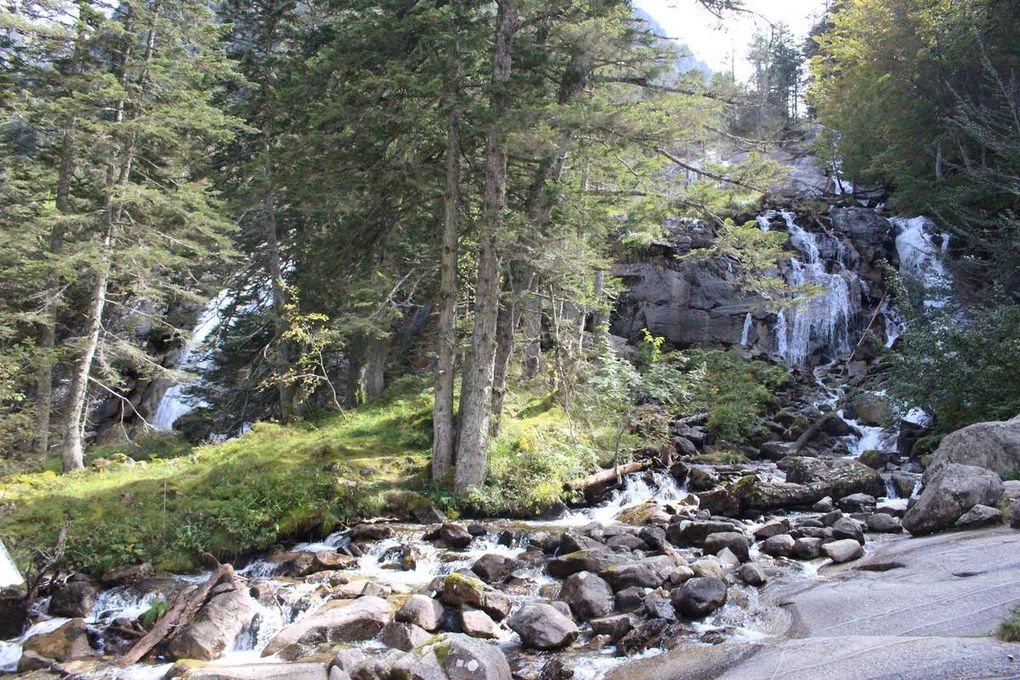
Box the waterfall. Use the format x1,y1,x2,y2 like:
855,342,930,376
152,290,231,431
0,540,22,588
771,212,860,366
739,312,753,346
890,216,952,308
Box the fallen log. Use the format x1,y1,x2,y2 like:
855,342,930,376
675,412,709,427
789,411,835,455
564,460,649,492
118,563,234,666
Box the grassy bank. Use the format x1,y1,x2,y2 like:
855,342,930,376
0,377,604,575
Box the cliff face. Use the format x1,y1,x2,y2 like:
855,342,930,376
611,205,903,367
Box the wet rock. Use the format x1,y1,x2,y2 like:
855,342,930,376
737,563,767,587
792,537,823,560
528,532,560,553
666,520,736,546
753,519,791,541
262,596,391,657
0,586,27,637
618,618,672,655
696,489,741,517
820,510,843,526
955,504,1002,529
539,657,573,680
848,393,895,426
169,586,260,661
547,550,627,579
559,571,614,620
411,504,448,525
378,621,430,651
467,524,487,537
550,600,573,620
688,467,720,491
614,586,645,613
644,593,677,621
101,562,153,587
857,450,891,470
48,580,98,619
591,614,634,640
331,648,366,673
607,533,648,552
599,555,675,590
638,526,669,552
439,573,510,620
715,547,741,571
674,436,698,457
701,531,749,563
23,618,92,662
831,517,865,544
348,524,393,542
560,532,602,554
821,539,863,563
812,496,834,512
866,513,902,533
671,576,727,618
470,554,513,584
903,463,1004,535
781,457,886,499
761,534,796,558
507,603,579,650
926,415,1020,479
429,524,474,550
307,552,357,575
838,493,877,513
690,556,724,580
891,472,921,498
459,607,498,639
822,416,853,437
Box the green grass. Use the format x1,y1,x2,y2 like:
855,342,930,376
0,376,605,576
1001,606,1020,642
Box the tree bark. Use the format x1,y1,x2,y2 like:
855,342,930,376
454,0,516,495
431,100,461,483
489,283,518,435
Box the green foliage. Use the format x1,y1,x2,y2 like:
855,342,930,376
1001,606,1020,642
889,289,1020,434
139,599,169,630
688,349,789,444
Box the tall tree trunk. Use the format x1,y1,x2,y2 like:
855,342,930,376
431,100,461,483
592,269,609,356
454,0,516,494
521,292,543,378
489,282,518,434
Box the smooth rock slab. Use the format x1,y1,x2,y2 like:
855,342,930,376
180,662,328,680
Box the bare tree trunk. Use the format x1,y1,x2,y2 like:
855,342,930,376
592,270,609,356
521,292,543,379
432,100,461,483
454,0,516,495
489,285,517,435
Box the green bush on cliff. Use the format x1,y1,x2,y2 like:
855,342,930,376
689,349,789,444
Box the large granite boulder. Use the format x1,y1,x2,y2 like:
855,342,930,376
439,573,511,620
507,603,579,651
22,618,92,662
558,571,614,620
927,415,1020,479
48,580,98,619
903,463,1004,536
395,594,444,632
390,633,512,680
169,586,260,660
262,596,391,657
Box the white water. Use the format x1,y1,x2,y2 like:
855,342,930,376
0,540,23,588
152,290,231,430
771,212,860,366
739,312,753,346
891,216,952,308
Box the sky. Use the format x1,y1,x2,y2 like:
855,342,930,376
634,0,830,82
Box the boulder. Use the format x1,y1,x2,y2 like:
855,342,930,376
690,556,724,580
831,517,865,544
169,586,260,661
782,457,886,499
471,554,513,584
891,472,921,499
507,603,579,650
396,594,444,632
671,577,727,618
866,513,903,533
0,586,28,638
559,533,604,554
614,587,644,613
666,520,736,546
821,539,863,563
812,496,834,512
599,556,675,590
101,562,153,587
737,563,767,587
262,596,391,657
848,393,895,426
547,550,627,579
955,504,1003,529
348,524,393,542
23,618,92,662
439,573,510,621
390,634,512,680
590,614,634,641
857,450,891,470
760,534,796,558
378,621,430,651
558,571,614,620
429,524,474,550
927,415,1020,478
695,489,741,517
1011,499,1020,529
753,519,791,541
792,537,823,560
48,580,98,619
459,607,498,639
644,593,677,621
838,493,877,513
701,532,749,563
618,618,672,656
903,464,1004,535
638,526,669,552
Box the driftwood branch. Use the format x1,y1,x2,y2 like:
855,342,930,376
564,460,649,492
118,563,234,666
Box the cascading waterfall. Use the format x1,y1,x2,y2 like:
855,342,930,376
767,212,861,366
890,216,953,308
152,290,231,431
739,312,753,346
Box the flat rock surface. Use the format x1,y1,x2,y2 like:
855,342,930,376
610,527,1020,680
